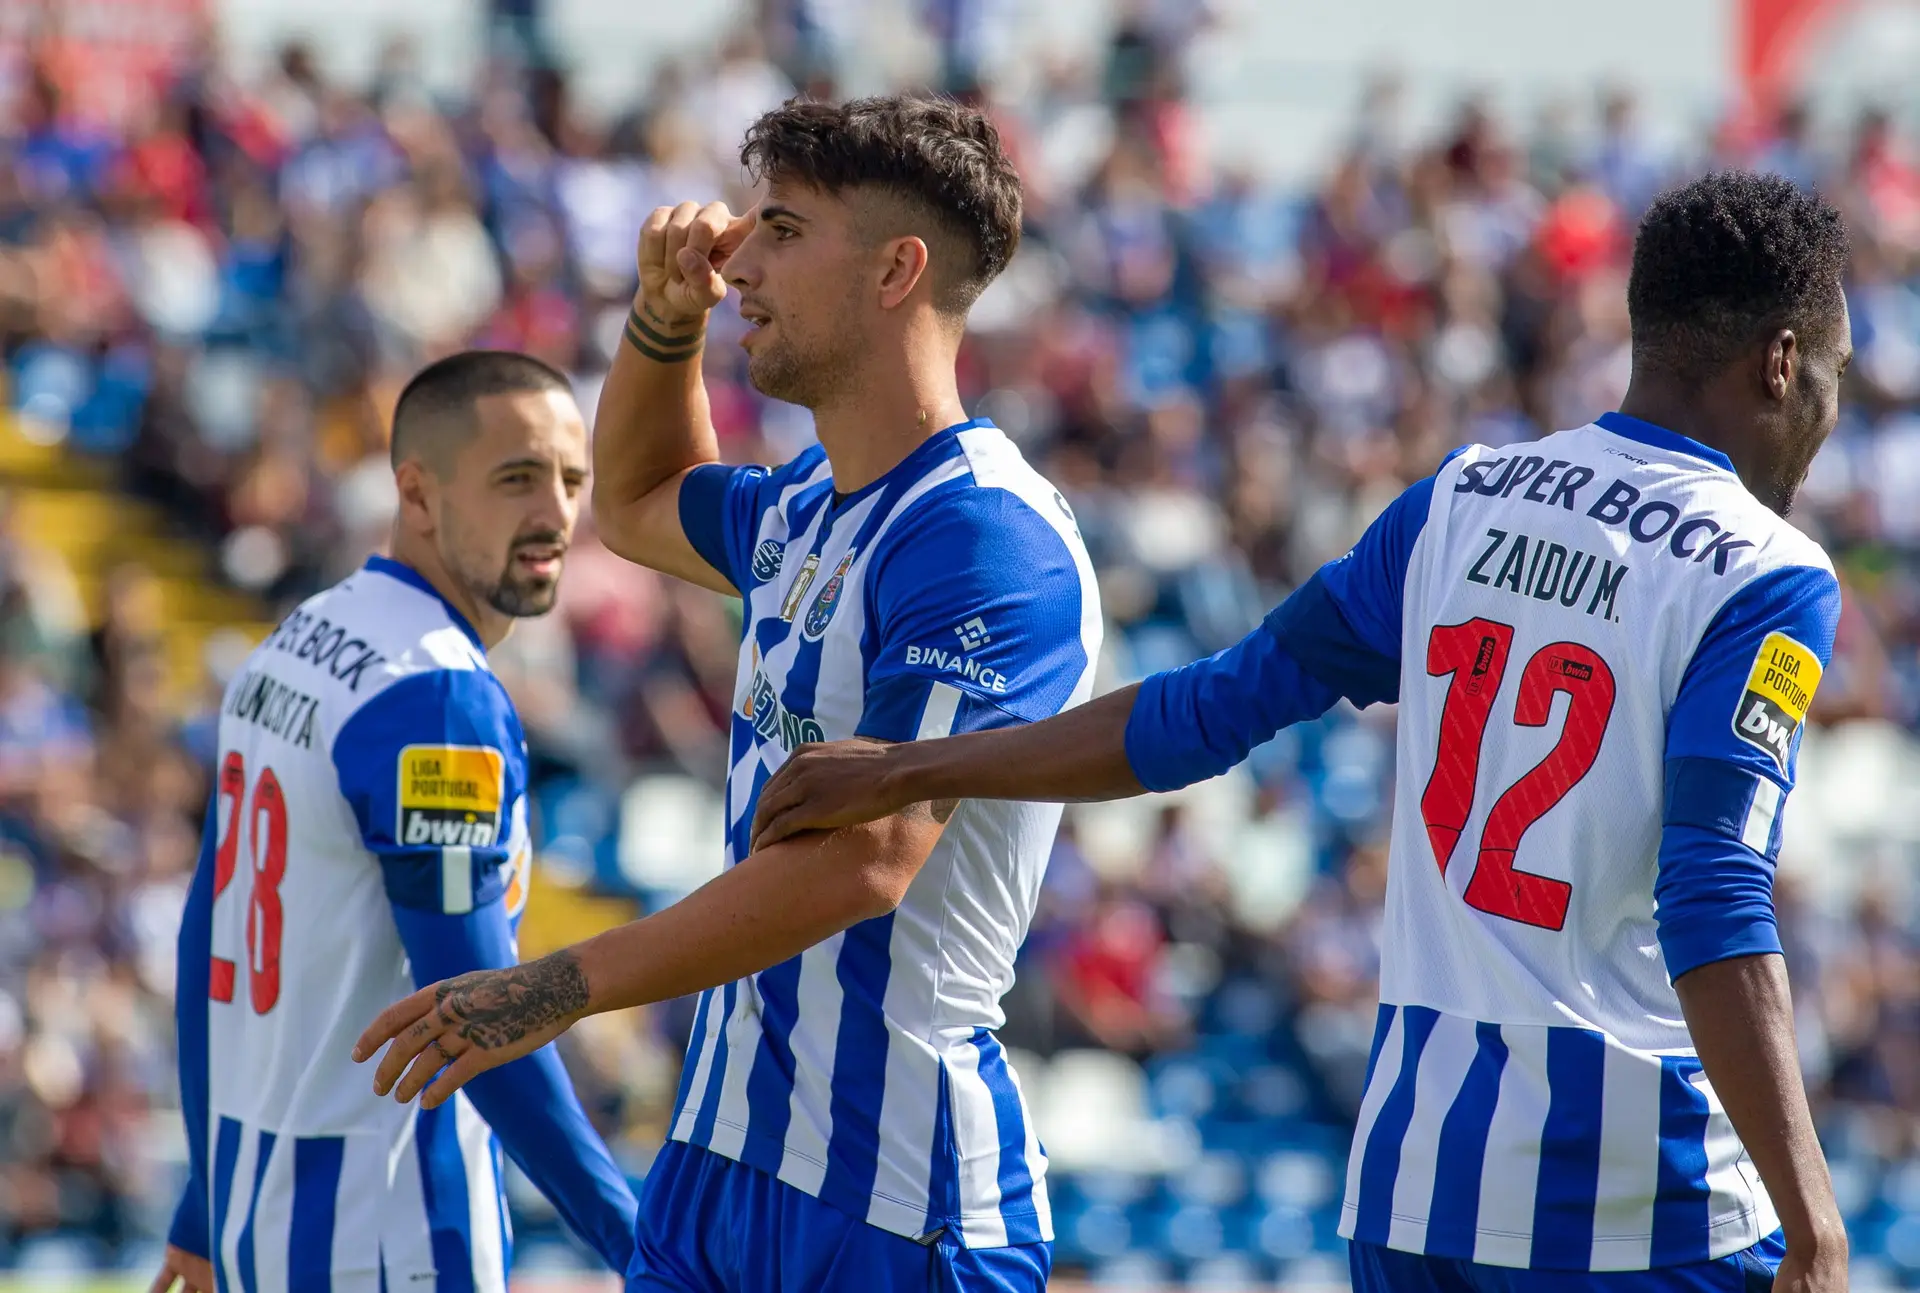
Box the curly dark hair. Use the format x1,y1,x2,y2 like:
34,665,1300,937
740,95,1023,314
1627,171,1850,382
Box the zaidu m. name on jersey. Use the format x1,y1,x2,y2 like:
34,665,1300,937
159,352,635,1293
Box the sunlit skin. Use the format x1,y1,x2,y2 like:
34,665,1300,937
393,388,590,649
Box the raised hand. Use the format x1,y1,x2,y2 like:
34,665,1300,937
633,200,756,342
750,739,916,850
352,952,590,1108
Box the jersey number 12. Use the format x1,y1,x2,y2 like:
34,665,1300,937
209,750,290,1013
1420,618,1616,931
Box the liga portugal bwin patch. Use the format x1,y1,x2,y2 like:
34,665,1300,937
397,744,504,848
1732,631,1823,775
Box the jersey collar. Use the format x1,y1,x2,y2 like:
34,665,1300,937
1595,411,1736,474
362,555,486,653
829,417,994,511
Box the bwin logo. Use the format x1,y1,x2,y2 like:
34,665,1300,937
955,617,991,652
1739,698,1794,767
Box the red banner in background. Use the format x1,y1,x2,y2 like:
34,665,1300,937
0,0,206,128
1737,0,1853,116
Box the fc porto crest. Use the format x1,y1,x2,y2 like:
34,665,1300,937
802,550,858,641
751,538,784,583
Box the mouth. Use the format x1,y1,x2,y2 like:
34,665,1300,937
738,301,773,346
513,544,565,579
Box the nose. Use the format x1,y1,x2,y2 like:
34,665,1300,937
723,235,759,293
533,468,578,538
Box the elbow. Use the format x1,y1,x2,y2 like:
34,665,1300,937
846,857,914,922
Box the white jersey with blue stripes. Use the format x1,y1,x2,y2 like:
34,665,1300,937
672,419,1101,1248
183,559,535,1293
1323,414,1839,1270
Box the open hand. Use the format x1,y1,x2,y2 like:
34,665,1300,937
148,1245,215,1293
637,201,755,330
352,953,590,1109
751,740,914,850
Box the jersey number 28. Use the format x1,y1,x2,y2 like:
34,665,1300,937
209,751,290,1014
1420,619,1616,931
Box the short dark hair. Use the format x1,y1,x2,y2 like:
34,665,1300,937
1627,171,1849,383
740,94,1023,313
390,350,572,471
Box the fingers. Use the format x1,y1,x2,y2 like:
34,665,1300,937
370,1000,448,1096
393,1032,468,1105
751,805,807,852
419,1045,491,1110
637,205,675,286
352,984,437,1064
750,763,801,842
148,1263,179,1293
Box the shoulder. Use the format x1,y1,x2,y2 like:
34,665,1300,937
877,430,1091,591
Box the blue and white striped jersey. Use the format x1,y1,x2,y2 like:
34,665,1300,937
171,557,635,1292
1126,412,1840,1271
673,418,1101,1248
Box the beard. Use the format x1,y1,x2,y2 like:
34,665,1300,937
744,305,863,409
450,533,566,619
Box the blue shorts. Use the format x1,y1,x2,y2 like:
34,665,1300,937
627,1141,1051,1293
1350,1231,1785,1292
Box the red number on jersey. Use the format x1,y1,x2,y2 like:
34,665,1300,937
209,752,246,1003
1420,623,1618,931
208,757,291,1014
245,768,289,1013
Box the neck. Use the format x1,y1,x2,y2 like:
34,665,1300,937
1616,376,1767,491
810,339,968,495
386,529,512,649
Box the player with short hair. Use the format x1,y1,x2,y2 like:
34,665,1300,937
747,171,1856,1292
155,352,637,1293
353,96,1098,1292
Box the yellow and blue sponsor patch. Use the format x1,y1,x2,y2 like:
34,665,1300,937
397,744,504,849
1731,631,1822,774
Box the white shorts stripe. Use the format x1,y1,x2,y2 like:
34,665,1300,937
945,1038,1009,1247
777,932,848,1196
1340,1008,1405,1230
1386,1012,1481,1253
1589,1038,1662,1269
247,1134,294,1293
455,1095,508,1293
1471,1026,1551,1268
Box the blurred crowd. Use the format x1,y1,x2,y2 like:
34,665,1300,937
0,0,1919,1281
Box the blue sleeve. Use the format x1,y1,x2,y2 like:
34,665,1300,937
1269,459,1457,707
333,671,524,914
168,797,219,1258
1656,564,1840,979
854,486,1091,741
1124,610,1342,792
677,449,825,594
392,905,638,1272
1120,462,1452,793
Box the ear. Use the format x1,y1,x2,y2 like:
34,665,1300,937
1764,328,1798,401
393,459,436,535
876,235,931,311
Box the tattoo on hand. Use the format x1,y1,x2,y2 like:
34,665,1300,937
433,953,589,1050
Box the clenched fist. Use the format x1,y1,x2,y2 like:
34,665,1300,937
636,201,756,334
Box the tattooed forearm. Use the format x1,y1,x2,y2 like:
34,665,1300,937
433,952,590,1050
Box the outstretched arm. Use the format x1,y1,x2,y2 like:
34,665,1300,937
751,587,1355,848
354,810,947,1108
591,201,754,594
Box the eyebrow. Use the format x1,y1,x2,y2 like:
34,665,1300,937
491,457,551,475
760,204,809,224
